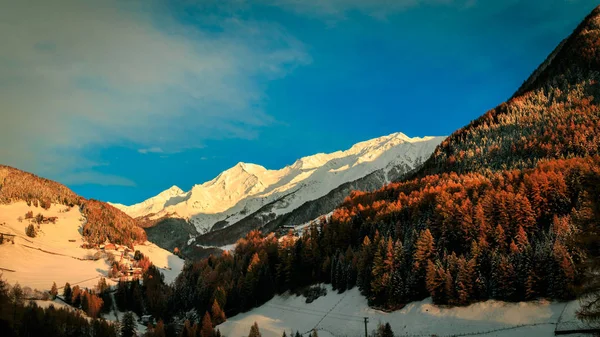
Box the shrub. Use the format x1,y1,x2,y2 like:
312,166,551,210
25,224,36,238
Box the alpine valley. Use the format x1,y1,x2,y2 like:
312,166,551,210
1,4,600,337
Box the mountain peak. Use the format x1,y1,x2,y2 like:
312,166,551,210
160,185,184,196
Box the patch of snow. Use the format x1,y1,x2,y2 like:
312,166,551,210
218,285,588,337
135,242,184,285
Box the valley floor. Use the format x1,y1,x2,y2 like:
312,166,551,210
218,285,594,337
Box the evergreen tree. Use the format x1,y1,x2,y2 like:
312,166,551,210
97,277,109,293
413,229,436,298
575,172,600,322
179,320,194,337
376,322,394,337
311,329,319,337
50,282,58,299
153,320,167,337
72,285,82,308
357,236,374,293
248,322,261,337
211,299,226,325
413,229,435,270
121,312,136,337
63,282,72,304
201,311,214,337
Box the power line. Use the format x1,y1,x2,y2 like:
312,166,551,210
265,302,365,320
264,303,362,323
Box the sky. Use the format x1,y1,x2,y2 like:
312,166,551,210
1,0,598,205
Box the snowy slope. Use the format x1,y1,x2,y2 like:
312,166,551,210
217,285,591,337
112,133,444,234
0,202,184,291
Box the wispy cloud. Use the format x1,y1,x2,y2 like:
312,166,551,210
263,0,473,19
138,147,165,154
59,172,137,187
0,0,309,185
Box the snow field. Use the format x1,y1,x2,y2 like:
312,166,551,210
217,285,589,337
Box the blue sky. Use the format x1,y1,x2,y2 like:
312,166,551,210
1,0,597,204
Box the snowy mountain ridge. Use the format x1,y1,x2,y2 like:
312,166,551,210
110,132,445,234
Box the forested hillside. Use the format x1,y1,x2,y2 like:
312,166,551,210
419,6,600,175
0,165,146,246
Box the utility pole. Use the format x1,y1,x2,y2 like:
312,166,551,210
363,317,369,337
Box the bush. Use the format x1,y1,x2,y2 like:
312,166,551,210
302,285,327,303
25,211,33,219
40,199,51,210
25,224,37,238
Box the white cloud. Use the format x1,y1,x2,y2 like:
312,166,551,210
0,0,309,185
138,147,165,154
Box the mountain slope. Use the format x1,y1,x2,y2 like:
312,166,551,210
112,133,444,237
0,165,146,246
420,6,600,176
300,5,600,308
193,162,407,248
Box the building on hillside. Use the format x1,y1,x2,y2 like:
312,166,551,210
104,243,116,251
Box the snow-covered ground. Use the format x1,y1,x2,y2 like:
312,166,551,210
135,242,184,285
111,133,445,234
0,202,183,291
217,285,593,337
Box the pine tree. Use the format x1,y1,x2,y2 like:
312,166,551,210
311,330,319,337
153,319,167,337
72,285,82,308
211,299,226,325
248,322,261,337
413,229,435,270
63,282,72,304
493,224,506,251
515,226,529,251
201,311,214,337
357,236,373,293
97,277,109,293
335,255,347,293
413,229,436,298
375,322,393,337
121,312,136,337
180,320,194,337
371,238,387,297
50,282,58,299
426,260,446,303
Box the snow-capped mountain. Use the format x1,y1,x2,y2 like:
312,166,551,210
110,185,185,218
111,132,445,235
